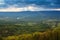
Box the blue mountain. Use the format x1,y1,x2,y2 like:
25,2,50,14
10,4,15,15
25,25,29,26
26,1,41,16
0,11,60,21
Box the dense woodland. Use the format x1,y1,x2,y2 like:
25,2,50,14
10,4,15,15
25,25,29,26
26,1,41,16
0,20,60,40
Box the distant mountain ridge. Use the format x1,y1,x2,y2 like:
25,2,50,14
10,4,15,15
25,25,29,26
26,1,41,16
0,11,60,21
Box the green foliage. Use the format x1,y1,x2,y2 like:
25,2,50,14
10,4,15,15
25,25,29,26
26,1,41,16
2,28,60,40
0,20,60,40
0,21,52,37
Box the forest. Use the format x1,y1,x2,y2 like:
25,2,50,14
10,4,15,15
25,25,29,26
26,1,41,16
0,20,60,40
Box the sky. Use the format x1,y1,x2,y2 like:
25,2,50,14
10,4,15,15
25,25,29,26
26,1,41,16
0,0,60,12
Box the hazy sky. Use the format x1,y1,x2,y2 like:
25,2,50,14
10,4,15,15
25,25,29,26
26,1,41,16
0,0,60,12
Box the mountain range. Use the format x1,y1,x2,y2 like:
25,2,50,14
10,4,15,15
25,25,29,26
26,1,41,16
0,11,60,22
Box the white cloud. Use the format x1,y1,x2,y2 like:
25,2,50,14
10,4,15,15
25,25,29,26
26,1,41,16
0,0,5,4
0,5,60,12
0,5,44,12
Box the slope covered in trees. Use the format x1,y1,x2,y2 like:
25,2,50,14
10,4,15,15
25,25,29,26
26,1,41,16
1,27,60,40
0,20,60,40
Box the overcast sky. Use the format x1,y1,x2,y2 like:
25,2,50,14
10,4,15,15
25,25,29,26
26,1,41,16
0,0,60,12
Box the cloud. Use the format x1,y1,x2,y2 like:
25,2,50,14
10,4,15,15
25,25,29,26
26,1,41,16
0,0,59,9
0,0,5,4
0,5,44,12
0,5,60,12
4,0,58,6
